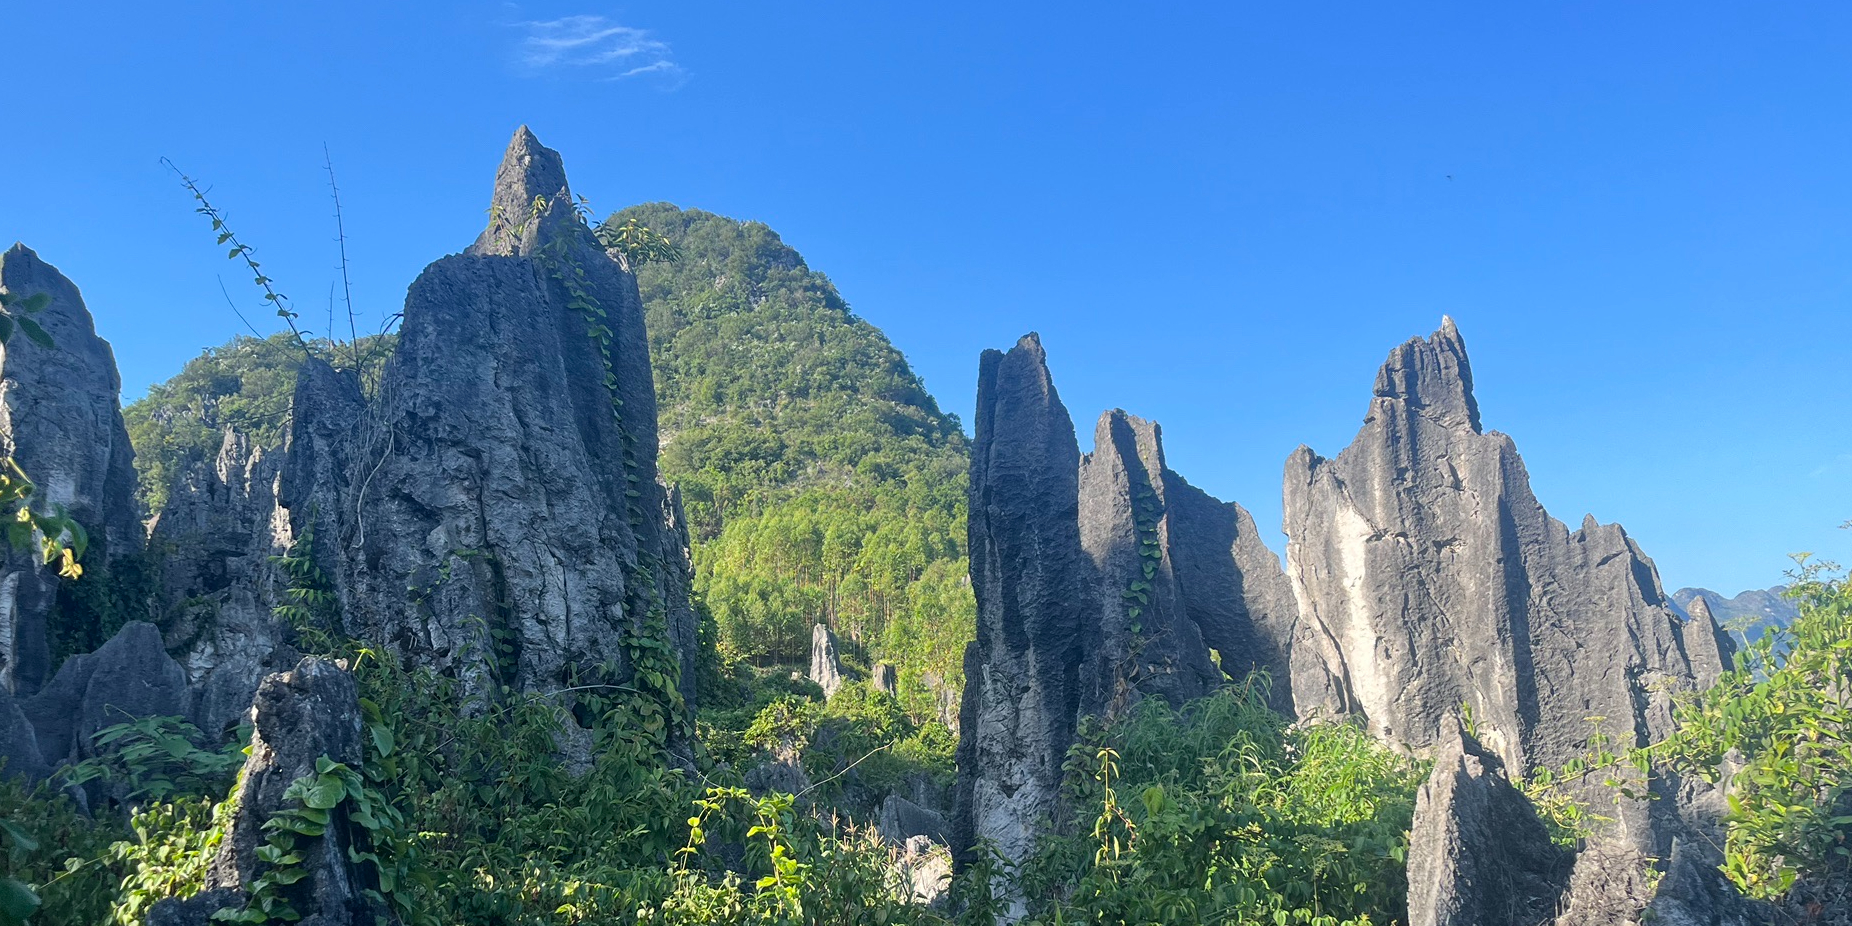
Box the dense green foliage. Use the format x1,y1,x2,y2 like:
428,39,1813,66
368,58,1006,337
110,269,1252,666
609,204,973,720
1018,680,1426,926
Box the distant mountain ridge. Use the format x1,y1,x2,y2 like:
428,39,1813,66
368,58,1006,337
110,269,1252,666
1672,585,1799,645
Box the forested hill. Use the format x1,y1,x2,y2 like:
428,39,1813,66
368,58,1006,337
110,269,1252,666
610,203,973,719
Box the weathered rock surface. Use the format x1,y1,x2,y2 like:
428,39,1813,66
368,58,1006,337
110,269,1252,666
18,620,187,768
151,429,298,740
872,662,898,698
952,333,1089,899
1407,720,1571,926
810,622,844,699
1283,318,1743,924
0,244,142,695
279,127,697,713
878,793,949,846
1076,411,1219,715
1673,585,1797,650
150,656,378,925
1282,317,1729,771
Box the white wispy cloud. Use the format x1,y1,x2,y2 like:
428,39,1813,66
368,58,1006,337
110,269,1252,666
515,15,684,86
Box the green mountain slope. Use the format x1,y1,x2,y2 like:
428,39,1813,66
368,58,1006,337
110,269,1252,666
611,203,973,720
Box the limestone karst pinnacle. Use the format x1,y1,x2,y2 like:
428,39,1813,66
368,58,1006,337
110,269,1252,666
0,243,141,695
279,126,696,712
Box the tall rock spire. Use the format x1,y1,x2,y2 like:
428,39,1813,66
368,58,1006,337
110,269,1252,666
0,244,141,694
953,333,1089,910
280,127,694,717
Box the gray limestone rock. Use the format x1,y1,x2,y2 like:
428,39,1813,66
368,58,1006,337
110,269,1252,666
150,429,298,741
952,333,1089,904
20,621,187,768
0,694,47,781
1283,318,1744,924
1281,317,1727,772
872,662,898,698
810,622,844,699
147,656,379,926
1076,411,1219,716
1406,720,1571,926
278,127,697,717
877,793,949,846
0,244,142,695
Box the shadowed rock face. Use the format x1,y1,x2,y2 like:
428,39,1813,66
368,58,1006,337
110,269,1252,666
1282,317,1729,774
953,333,1089,899
810,622,844,698
1077,411,1219,715
279,127,697,712
1407,720,1572,926
0,244,141,695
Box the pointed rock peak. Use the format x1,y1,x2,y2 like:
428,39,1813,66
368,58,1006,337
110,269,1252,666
470,125,582,258
1371,316,1482,434
1091,409,1166,476
1684,594,1715,624
978,333,1063,417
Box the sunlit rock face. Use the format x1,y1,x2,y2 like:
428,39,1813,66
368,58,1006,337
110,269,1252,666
280,127,697,713
1283,318,1746,925
0,244,141,695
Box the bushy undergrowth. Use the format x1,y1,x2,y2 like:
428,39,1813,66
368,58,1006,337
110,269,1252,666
1019,679,1426,926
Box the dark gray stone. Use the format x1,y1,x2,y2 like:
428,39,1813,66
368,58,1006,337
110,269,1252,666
20,621,187,767
877,793,949,846
279,127,697,717
1407,720,1571,926
0,244,142,696
952,333,1089,910
0,694,47,781
872,663,898,698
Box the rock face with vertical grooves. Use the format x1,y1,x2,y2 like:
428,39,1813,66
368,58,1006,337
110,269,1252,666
953,336,1298,915
279,127,697,713
809,622,844,698
1282,317,1729,772
151,429,299,741
1283,318,1742,924
0,244,142,695
953,334,1088,903
1077,410,1219,716
1406,720,1572,926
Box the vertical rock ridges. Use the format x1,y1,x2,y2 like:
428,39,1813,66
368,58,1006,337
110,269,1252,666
1077,410,1218,715
1282,317,1728,774
150,429,299,740
809,622,844,699
279,126,696,712
0,244,142,694
953,335,1301,911
953,333,1088,900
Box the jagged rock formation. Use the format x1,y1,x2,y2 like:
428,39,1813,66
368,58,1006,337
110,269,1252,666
278,127,698,711
1407,720,1571,926
1283,318,1743,924
150,429,298,740
953,336,1293,911
810,622,844,698
1077,411,1219,714
149,656,378,926
16,621,186,770
1674,585,1798,648
953,334,1089,901
0,244,142,695
1282,317,1730,770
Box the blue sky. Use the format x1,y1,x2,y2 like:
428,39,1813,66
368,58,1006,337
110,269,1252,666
3,2,1847,595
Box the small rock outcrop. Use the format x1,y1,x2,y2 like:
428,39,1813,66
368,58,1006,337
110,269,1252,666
953,334,1089,898
1406,720,1571,926
150,429,298,741
279,127,698,713
149,657,378,925
0,244,142,695
809,623,844,699
872,662,898,698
